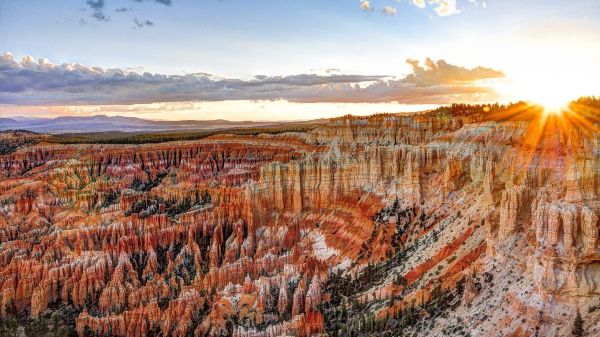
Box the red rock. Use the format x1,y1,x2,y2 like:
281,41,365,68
1,109,599,337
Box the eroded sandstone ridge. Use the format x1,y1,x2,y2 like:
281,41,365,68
0,103,599,336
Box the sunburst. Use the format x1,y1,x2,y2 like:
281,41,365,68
479,98,599,184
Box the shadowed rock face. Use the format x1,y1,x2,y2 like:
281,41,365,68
0,108,599,337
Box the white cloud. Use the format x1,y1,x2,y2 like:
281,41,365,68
383,6,397,16
360,1,372,11
412,0,427,9
429,0,460,16
410,0,461,16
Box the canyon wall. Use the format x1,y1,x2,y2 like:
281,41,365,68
0,109,599,336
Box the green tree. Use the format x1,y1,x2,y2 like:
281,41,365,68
50,315,64,337
25,317,49,337
201,190,211,205
572,309,584,337
1,317,19,337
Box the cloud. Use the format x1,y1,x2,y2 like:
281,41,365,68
360,1,372,11
412,0,427,9
86,0,110,22
404,58,504,85
383,6,397,16
92,11,110,21
133,0,173,6
429,0,460,16
0,52,504,106
85,0,172,23
134,18,155,28
410,0,461,16
85,0,104,11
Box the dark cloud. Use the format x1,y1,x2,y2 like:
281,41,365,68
132,0,173,6
134,18,154,28
86,0,110,21
0,53,504,106
86,0,104,11
85,0,172,22
91,11,110,22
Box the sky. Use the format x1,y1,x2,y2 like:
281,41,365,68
1,0,600,121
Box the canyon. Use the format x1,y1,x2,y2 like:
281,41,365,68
0,103,599,336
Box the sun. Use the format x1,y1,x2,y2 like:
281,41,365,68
528,90,572,113
494,77,575,114
492,51,598,115
536,96,569,112
498,78,574,115
510,77,574,113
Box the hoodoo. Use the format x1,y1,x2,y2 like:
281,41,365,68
1,104,600,336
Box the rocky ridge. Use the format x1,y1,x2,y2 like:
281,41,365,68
0,104,599,336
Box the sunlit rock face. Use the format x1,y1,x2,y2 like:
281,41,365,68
1,107,599,337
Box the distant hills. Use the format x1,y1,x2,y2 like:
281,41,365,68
0,115,319,134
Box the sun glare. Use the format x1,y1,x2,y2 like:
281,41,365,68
510,75,576,113
528,89,572,113
497,78,575,115
492,40,600,116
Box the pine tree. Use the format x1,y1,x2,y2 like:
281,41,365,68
25,317,49,337
572,309,584,337
3,318,19,337
201,190,211,205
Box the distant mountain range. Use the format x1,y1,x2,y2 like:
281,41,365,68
0,115,314,134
